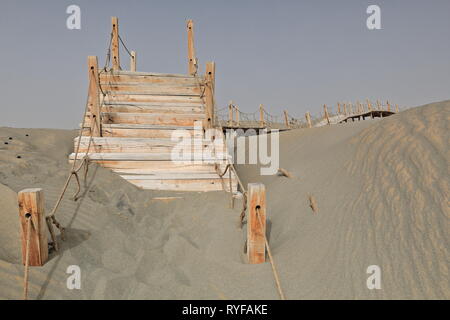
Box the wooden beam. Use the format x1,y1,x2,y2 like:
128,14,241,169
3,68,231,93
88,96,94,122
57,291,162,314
247,183,266,264
18,188,48,267
386,100,391,112
343,103,348,116
283,110,289,128
130,51,136,72
323,104,330,125
88,56,101,136
305,112,312,128
337,102,341,114
259,104,265,127
235,105,240,126
111,17,120,71
186,20,198,76
204,62,215,128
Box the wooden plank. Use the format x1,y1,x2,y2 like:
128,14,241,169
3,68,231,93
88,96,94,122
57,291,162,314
95,160,229,172
247,183,266,264
69,152,231,161
204,62,215,128
88,56,101,136
111,17,120,71
100,73,201,85
18,188,48,267
129,178,236,192
83,127,203,139
102,93,203,104
130,51,136,72
102,70,199,78
84,112,205,126
101,104,204,114
119,173,225,180
100,84,202,96
187,19,198,75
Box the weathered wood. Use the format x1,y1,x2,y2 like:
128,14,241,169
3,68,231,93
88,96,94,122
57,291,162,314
83,127,203,139
187,20,197,75
323,105,330,125
102,93,203,104
386,100,391,112
228,101,233,126
376,100,381,110
130,178,236,192
130,51,136,72
88,56,101,136
283,110,289,128
343,103,348,116
235,105,240,126
259,104,265,127
247,183,266,264
97,160,229,172
85,112,205,127
69,152,230,161
99,73,201,85
111,17,120,71
101,104,204,114
337,103,341,114
305,112,312,128
18,188,48,267
366,99,372,111
395,104,399,113
100,83,201,96
204,62,215,128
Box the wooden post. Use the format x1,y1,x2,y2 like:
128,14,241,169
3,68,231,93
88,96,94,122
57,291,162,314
344,103,348,116
247,183,266,264
305,112,312,128
111,17,120,71
204,62,215,128
323,105,330,125
18,188,48,267
130,51,136,72
88,56,101,137
228,101,233,127
235,105,240,126
187,20,198,76
259,104,265,127
386,100,391,112
283,110,290,128
366,99,372,112
337,103,341,115
349,103,354,114
395,104,399,113
376,100,381,111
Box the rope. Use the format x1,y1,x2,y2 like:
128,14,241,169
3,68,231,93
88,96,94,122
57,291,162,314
118,34,133,57
23,215,32,300
256,207,286,300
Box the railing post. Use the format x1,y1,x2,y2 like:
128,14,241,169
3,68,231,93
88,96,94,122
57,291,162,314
323,104,330,125
204,62,215,128
283,110,290,128
366,99,372,112
376,100,381,111
111,17,120,71
235,105,240,127
88,56,101,137
228,101,233,127
337,102,341,115
344,103,348,116
386,100,391,112
187,20,198,76
395,104,399,113
130,50,136,72
305,112,312,128
259,104,265,127
18,188,48,267
247,183,266,264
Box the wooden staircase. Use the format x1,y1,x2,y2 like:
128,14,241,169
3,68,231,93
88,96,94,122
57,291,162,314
69,18,237,192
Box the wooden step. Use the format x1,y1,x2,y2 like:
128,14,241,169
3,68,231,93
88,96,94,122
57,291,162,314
100,73,203,86
69,152,231,161
101,104,204,114
101,83,202,96
92,161,228,172
102,93,204,105
84,112,205,127
74,137,226,154
128,178,236,192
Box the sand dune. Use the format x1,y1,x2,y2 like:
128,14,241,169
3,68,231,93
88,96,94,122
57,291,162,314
0,101,448,299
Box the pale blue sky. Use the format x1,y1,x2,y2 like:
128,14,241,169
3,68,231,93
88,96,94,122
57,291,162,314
1,0,449,128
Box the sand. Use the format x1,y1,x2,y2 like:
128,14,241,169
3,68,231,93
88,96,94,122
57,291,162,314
0,100,448,299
